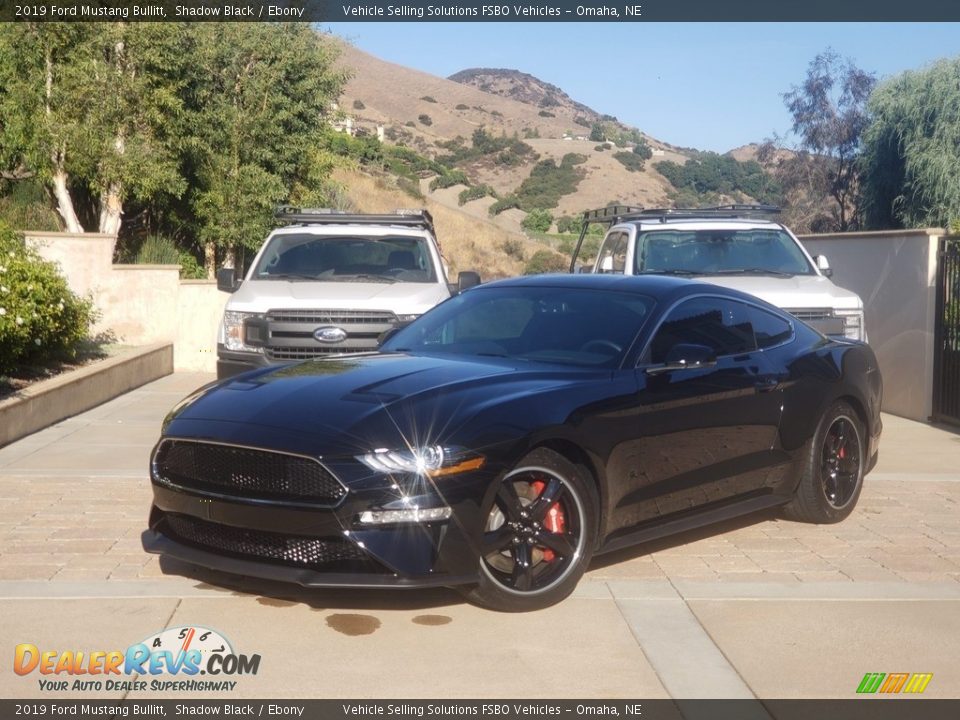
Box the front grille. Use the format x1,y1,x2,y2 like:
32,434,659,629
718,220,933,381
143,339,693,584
784,308,834,321
263,308,398,361
162,513,367,569
153,439,346,505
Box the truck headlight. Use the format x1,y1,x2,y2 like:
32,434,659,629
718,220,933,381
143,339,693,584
220,311,263,353
835,309,865,342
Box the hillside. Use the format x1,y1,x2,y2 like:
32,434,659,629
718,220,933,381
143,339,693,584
335,42,688,232
447,68,603,123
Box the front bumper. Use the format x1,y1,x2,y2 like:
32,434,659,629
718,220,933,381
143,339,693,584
143,452,500,589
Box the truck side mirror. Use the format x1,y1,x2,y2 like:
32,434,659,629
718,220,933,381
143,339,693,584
815,255,833,278
217,267,240,293
458,271,481,293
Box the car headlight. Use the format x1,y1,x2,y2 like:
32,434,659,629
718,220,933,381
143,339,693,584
356,445,485,477
835,309,866,341
220,311,263,353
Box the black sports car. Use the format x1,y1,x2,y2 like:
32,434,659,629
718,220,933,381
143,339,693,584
143,274,882,611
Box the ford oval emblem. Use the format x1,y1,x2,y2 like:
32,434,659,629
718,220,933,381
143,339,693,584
313,326,348,344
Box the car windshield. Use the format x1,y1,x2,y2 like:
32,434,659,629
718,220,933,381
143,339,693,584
252,233,436,283
635,229,814,276
382,286,655,368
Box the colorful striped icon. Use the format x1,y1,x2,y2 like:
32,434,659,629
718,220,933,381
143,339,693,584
857,672,933,694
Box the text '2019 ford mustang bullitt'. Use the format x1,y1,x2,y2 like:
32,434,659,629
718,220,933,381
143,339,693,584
143,274,882,611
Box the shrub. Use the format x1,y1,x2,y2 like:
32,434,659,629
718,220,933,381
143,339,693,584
512,156,586,210
594,144,607,152
538,110,555,118
0,181,60,232
429,170,469,192
0,222,94,373
573,115,591,128
524,249,568,275
405,120,416,127
489,195,521,216
455,103,469,110
555,215,583,234
589,123,606,142
418,114,433,126
521,209,553,233
614,151,646,172
352,99,365,110
458,185,495,205
420,95,437,103
500,238,525,260
134,235,205,279
633,138,653,159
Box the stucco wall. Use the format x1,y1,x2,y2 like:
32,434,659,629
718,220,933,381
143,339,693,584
800,229,942,422
25,232,223,372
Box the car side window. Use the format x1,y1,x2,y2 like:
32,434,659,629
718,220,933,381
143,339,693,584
648,297,756,364
748,306,794,349
596,232,628,274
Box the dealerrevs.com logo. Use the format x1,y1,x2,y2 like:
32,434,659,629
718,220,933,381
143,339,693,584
13,626,261,692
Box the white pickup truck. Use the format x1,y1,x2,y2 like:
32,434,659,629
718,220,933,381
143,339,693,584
215,208,479,379
569,205,866,341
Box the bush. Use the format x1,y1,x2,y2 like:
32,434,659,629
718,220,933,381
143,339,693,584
573,115,591,128
594,144,607,152
556,215,583,234
0,181,60,232
135,235,206,279
352,99,365,110
500,238,525,260
418,114,433,126
524,249,568,275
538,110,555,118
0,223,94,373
458,184,495,205
429,170,469,192
633,138,653,159
614,151,646,172
420,95,437,103
589,123,606,142
521,209,553,233
512,156,586,210
489,195,521,216
455,104,469,110
405,121,416,128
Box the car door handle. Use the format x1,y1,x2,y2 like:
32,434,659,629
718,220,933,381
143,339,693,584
755,376,780,392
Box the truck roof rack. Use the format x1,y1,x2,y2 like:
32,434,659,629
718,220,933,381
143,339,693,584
274,207,436,236
568,204,782,272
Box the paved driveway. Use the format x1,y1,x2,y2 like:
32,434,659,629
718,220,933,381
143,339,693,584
1,373,959,701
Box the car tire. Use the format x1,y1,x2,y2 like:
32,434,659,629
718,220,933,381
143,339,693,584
458,448,599,612
784,401,866,524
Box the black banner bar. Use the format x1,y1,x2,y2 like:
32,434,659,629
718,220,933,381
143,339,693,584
1,700,959,720
4,0,960,23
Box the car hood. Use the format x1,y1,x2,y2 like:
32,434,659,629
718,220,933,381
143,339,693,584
226,279,450,314
165,354,591,456
694,274,862,310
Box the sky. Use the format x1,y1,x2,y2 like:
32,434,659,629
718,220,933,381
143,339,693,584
322,22,960,153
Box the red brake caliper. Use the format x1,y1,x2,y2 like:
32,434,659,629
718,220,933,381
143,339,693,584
531,480,566,562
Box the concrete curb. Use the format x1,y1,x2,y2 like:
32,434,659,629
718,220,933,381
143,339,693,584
0,343,173,448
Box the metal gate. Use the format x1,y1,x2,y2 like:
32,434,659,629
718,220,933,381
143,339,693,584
934,237,960,424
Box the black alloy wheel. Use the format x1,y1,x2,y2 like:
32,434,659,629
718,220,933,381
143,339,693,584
820,415,862,509
459,448,598,611
784,401,866,524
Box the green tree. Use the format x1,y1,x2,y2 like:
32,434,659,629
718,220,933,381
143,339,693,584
860,57,960,229
589,123,605,142
184,23,346,274
0,23,188,240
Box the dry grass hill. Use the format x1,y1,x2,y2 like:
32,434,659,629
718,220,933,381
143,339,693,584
335,42,690,234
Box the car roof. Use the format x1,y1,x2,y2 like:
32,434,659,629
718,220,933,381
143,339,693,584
478,272,778,308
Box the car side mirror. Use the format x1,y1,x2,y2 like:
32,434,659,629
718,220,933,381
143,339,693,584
815,255,833,278
458,271,481,293
646,343,718,375
217,267,240,293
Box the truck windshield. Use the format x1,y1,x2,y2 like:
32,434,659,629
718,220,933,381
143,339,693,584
635,229,814,276
253,234,437,283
